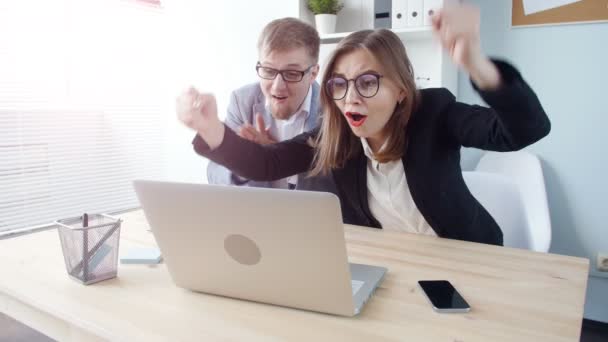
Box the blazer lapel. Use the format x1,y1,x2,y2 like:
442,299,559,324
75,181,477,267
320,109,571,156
252,101,275,133
355,153,381,228
333,150,380,228
304,82,321,131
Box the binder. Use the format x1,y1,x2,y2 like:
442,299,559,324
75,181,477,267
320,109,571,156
374,0,392,29
407,0,423,27
392,0,408,29
423,0,443,26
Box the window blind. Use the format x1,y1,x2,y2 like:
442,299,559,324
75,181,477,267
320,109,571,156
0,0,170,232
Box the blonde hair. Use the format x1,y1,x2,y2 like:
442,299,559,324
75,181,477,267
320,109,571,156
257,18,320,64
310,29,419,176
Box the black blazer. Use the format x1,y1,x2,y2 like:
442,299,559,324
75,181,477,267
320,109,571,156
194,60,550,246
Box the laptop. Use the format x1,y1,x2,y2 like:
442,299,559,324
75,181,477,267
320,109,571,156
133,180,387,316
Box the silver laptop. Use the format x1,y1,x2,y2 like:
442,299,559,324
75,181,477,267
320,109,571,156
133,180,387,316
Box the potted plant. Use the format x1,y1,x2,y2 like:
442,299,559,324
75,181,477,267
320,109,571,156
307,0,343,34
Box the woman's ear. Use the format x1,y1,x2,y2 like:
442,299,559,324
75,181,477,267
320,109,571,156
398,89,406,105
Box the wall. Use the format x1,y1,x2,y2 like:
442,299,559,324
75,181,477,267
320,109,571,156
458,0,608,322
162,0,300,183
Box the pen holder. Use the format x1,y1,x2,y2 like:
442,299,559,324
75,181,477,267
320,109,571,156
56,214,122,285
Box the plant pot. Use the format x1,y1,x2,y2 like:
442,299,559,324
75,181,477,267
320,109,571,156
315,14,337,34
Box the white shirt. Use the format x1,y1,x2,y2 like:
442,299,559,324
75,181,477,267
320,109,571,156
266,85,313,189
361,138,437,236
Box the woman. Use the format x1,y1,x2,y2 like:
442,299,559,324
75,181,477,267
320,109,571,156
177,4,550,245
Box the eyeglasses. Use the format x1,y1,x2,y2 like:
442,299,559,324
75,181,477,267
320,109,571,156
325,73,383,100
256,62,314,83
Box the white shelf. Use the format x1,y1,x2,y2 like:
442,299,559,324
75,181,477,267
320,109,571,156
320,26,434,44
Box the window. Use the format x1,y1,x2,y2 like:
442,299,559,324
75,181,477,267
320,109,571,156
0,0,170,232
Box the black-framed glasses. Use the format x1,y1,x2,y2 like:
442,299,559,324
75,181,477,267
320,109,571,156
325,73,383,100
256,62,314,83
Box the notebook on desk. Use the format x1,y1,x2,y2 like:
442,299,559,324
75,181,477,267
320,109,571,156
133,180,386,316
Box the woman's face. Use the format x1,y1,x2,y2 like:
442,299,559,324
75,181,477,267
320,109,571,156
327,48,405,148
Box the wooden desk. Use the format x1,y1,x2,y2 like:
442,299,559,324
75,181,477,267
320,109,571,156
0,210,589,341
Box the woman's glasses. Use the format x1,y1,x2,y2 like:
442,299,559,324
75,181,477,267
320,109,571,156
325,73,383,100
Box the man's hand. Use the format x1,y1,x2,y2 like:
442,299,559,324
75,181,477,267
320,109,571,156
238,113,277,145
176,87,225,149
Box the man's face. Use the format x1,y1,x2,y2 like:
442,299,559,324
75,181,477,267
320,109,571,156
258,47,318,120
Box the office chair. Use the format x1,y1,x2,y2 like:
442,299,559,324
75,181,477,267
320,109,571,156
463,151,552,252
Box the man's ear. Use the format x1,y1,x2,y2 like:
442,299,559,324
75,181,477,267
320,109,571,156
310,64,320,83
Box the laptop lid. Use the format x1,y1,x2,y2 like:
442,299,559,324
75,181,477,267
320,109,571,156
133,180,357,316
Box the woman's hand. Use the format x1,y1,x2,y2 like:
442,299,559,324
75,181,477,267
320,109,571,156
176,87,225,149
431,2,501,90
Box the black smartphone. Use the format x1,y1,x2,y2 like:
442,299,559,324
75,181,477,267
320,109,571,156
418,280,471,313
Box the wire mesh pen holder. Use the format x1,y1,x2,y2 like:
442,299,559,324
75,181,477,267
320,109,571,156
56,214,122,285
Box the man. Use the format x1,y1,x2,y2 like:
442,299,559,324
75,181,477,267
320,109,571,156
207,17,328,190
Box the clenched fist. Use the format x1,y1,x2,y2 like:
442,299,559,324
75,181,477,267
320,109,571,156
176,87,225,149
431,2,501,90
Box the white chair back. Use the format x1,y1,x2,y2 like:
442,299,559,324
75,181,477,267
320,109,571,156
469,151,552,252
463,171,532,250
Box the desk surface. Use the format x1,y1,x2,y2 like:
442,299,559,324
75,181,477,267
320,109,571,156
0,210,589,342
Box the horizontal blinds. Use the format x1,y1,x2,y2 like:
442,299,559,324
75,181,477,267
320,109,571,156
0,0,170,232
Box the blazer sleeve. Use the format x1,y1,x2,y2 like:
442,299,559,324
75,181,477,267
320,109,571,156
206,91,250,185
194,125,316,182
442,60,551,151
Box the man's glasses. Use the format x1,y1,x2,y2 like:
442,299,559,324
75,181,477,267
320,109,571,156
325,73,383,100
256,62,314,83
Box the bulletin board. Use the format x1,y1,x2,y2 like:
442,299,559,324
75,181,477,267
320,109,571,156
512,0,608,27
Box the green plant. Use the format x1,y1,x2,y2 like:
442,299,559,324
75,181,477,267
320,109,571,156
307,0,343,15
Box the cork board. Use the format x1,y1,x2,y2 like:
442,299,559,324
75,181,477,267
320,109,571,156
512,0,608,27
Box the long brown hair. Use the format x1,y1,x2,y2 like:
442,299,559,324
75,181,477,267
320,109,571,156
310,29,419,176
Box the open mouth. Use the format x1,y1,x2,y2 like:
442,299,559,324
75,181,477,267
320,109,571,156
345,112,367,127
272,95,288,101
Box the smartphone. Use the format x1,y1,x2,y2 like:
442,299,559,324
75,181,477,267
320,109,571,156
418,280,471,313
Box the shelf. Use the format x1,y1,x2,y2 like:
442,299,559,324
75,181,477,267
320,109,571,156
320,26,434,44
